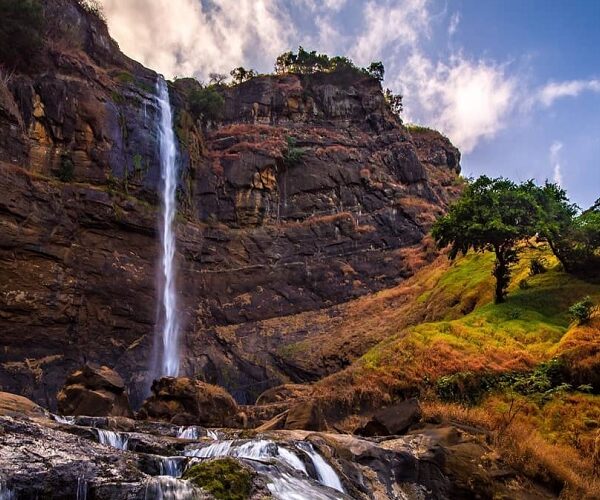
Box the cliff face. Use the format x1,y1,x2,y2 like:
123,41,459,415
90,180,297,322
0,1,461,407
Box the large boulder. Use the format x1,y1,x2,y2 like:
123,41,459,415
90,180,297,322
138,377,239,427
355,398,422,437
256,400,328,432
56,364,133,418
0,391,46,417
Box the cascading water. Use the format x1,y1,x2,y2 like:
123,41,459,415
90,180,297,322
96,429,129,450
155,77,181,377
144,477,198,500
184,439,346,498
297,442,344,492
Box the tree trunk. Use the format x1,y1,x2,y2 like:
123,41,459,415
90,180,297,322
493,246,507,304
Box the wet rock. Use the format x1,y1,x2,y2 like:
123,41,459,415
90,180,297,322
355,398,422,436
139,377,239,427
56,364,133,418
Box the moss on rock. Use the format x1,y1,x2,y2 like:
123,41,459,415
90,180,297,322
182,458,254,500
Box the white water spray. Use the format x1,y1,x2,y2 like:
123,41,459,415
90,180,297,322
156,78,180,377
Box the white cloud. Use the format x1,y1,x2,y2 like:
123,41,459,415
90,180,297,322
351,0,430,65
397,53,517,153
448,12,460,36
549,141,563,185
98,0,292,79
538,79,600,107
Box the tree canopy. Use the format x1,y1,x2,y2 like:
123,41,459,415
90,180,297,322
433,176,600,303
432,176,539,303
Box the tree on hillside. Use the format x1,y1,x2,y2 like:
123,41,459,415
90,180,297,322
383,88,403,118
0,0,44,71
367,61,385,81
208,72,228,86
188,85,224,124
525,181,579,272
230,66,257,85
432,176,539,303
527,182,600,274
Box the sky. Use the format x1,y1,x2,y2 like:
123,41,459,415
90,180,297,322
98,0,600,208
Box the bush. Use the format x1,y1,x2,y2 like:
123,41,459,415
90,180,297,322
57,154,75,182
569,296,595,325
518,279,530,290
182,458,253,500
188,86,224,124
529,257,547,275
0,0,44,70
283,136,304,167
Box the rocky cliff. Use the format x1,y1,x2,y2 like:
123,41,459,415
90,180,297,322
0,0,461,408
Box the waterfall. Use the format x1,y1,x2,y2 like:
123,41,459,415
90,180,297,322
0,481,15,500
52,414,75,425
144,477,198,500
96,429,129,450
177,426,199,440
298,443,344,493
156,77,181,377
184,439,344,494
76,477,88,500
157,457,186,478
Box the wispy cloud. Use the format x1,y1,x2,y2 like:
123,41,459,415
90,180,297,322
98,0,597,160
448,12,460,36
549,141,564,185
537,79,600,107
99,0,292,79
350,0,430,64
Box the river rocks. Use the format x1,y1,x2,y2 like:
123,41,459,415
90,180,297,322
56,364,133,418
355,398,422,436
139,377,240,427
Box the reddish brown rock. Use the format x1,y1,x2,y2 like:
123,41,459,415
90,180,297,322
0,0,462,409
57,364,133,417
138,377,239,427
355,398,422,437
0,391,46,417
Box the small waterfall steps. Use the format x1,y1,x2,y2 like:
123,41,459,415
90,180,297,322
39,417,349,499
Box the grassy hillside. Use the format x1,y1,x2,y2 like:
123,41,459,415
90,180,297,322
307,244,600,498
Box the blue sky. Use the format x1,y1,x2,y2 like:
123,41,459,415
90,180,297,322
100,0,599,208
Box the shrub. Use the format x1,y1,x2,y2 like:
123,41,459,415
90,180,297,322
518,279,530,290
0,0,44,70
182,458,253,500
283,136,304,167
189,86,224,124
529,257,547,275
383,88,403,117
57,154,75,182
568,296,595,325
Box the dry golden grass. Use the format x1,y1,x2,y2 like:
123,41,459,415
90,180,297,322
422,398,600,499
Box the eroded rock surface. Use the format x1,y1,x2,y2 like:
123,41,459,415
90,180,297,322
57,364,133,417
139,377,240,427
0,0,462,407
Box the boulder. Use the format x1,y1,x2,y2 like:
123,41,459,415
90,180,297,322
355,398,422,437
284,401,327,431
138,377,239,427
0,391,46,417
56,364,133,418
254,400,327,432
